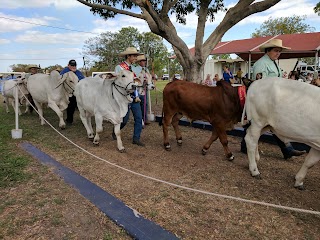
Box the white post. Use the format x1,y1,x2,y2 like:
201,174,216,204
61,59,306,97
11,84,22,139
147,89,155,121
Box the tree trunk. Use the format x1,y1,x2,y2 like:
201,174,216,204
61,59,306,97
183,60,204,84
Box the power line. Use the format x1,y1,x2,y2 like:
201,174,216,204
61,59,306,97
0,57,83,60
0,16,98,35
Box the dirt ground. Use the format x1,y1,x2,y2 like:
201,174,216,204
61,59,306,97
14,113,320,240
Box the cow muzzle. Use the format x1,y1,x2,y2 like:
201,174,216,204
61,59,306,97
127,82,137,93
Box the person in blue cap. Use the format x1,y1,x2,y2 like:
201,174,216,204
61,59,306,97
60,59,85,125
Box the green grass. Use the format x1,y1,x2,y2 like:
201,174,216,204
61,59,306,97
150,79,168,112
0,103,32,188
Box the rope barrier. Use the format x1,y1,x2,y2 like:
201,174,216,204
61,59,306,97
16,84,320,216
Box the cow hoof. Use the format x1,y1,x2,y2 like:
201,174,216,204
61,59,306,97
253,174,262,180
202,149,207,155
177,140,182,146
93,142,99,146
164,145,171,151
226,153,234,161
88,134,94,140
119,148,126,153
60,125,66,130
294,185,305,190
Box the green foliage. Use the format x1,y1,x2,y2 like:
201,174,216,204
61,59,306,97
210,54,231,60
43,65,64,72
88,0,225,24
314,2,320,15
83,27,170,77
251,15,315,37
9,64,30,72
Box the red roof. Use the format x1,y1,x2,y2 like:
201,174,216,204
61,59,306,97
187,32,320,61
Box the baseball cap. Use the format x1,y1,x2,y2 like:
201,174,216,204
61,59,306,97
68,59,77,66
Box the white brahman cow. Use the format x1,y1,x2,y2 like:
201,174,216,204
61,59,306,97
2,77,30,115
74,69,136,152
136,69,155,95
243,77,320,189
27,70,78,129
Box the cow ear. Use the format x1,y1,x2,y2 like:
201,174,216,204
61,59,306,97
134,78,142,85
55,73,67,88
105,73,116,80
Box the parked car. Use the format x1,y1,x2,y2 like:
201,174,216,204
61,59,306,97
162,74,169,80
173,74,181,80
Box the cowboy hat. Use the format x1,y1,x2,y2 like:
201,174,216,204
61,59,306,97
27,64,40,70
137,54,147,62
119,47,142,57
259,39,291,52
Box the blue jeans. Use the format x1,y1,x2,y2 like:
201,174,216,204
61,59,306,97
121,102,143,141
140,92,148,122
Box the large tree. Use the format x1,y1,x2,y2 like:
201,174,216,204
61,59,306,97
77,0,281,83
251,15,315,37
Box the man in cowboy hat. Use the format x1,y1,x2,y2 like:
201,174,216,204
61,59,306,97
132,54,152,125
241,38,305,159
27,64,40,75
114,47,145,146
60,59,85,125
252,39,291,80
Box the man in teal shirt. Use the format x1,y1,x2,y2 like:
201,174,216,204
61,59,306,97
132,54,151,125
242,39,305,159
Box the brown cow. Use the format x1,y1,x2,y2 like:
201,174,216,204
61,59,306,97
161,80,246,160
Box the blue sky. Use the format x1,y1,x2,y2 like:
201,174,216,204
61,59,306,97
1,0,319,71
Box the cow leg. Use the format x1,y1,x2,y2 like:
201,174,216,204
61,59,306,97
48,100,65,129
294,148,320,190
93,115,103,145
202,128,219,155
86,114,94,138
11,98,22,115
33,100,44,125
78,107,94,139
172,113,183,146
215,124,234,161
24,99,29,114
162,112,174,151
245,124,262,178
114,124,125,153
4,97,10,113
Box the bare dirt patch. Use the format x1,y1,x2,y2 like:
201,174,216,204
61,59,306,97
23,114,320,240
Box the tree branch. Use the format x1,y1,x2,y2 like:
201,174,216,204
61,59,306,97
203,0,281,57
195,0,211,63
76,0,144,19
